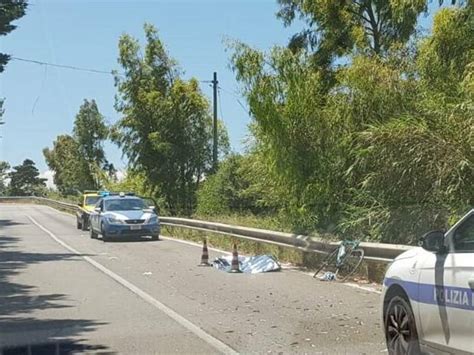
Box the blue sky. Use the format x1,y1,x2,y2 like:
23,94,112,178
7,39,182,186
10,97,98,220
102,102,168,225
0,0,439,176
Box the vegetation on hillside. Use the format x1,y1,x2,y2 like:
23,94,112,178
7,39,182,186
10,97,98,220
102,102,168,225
213,2,473,244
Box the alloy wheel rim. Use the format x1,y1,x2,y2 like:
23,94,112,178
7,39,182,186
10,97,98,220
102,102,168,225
387,303,411,353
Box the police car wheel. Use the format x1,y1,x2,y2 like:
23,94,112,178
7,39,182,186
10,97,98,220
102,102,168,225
385,295,420,355
89,227,97,239
101,224,110,242
77,220,82,229
151,234,159,241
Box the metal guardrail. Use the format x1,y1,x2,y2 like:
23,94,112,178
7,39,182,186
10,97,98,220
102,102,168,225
0,196,412,262
0,196,78,213
159,217,411,262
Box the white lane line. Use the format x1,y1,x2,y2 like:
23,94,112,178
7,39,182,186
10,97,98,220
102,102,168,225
27,215,237,355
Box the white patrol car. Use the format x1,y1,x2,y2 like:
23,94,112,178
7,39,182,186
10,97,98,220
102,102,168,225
382,209,474,354
89,193,160,242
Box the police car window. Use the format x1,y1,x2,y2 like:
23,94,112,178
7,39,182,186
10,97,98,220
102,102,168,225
105,199,145,211
453,214,474,252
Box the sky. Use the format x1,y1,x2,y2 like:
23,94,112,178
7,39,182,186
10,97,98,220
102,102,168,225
0,0,440,180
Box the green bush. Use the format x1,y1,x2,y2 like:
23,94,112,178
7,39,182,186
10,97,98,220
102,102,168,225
196,154,272,216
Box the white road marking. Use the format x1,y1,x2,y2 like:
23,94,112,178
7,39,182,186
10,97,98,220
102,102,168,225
27,215,238,355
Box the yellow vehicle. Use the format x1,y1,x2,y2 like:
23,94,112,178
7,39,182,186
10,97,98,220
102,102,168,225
76,190,101,231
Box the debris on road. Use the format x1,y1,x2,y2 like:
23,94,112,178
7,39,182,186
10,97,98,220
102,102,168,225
319,271,336,281
213,254,281,274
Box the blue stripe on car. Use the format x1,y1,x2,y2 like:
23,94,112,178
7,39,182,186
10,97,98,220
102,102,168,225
384,278,474,311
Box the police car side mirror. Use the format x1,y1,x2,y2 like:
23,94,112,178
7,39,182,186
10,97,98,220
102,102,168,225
94,207,102,213
144,207,157,214
420,230,446,253
146,206,158,214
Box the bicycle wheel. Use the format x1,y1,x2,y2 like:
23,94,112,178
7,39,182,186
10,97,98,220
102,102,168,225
336,248,364,282
312,248,339,278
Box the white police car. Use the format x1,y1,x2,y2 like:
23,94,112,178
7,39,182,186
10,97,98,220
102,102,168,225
382,209,474,354
89,193,160,242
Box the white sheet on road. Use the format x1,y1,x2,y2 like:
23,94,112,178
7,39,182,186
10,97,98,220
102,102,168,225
212,254,281,273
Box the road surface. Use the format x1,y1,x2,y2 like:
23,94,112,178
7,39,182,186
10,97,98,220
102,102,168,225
0,204,386,354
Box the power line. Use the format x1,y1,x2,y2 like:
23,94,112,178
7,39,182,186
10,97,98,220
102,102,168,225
11,56,117,76
11,55,251,122
218,85,250,116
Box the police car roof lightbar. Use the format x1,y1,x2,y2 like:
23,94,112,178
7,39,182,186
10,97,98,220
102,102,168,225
99,191,135,197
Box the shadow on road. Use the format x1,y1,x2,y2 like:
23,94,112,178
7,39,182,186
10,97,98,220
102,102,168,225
0,221,113,354
2,339,110,355
0,220,25,227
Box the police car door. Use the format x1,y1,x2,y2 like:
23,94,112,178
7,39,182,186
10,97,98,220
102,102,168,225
443,211,474,353
91,199,102,231
418,211,474,353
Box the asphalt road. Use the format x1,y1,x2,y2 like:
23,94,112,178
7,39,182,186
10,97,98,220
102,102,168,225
0,204,386,354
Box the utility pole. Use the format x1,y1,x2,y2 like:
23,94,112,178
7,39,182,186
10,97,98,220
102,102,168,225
212,71,218,172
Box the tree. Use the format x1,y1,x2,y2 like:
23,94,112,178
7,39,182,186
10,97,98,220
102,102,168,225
230,43,344,230
0,0,27,74
73,99,113,183
0,161,10,195
113,23,229,214
8,159,46,196
0,100,4,128
0,0,27,128
277,0,429,67
44,99,114,194
417,5,474,96
43,135,94,194
342,5,474,243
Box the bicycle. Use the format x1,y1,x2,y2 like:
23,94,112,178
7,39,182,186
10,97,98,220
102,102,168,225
312,240,364,282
